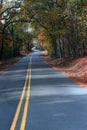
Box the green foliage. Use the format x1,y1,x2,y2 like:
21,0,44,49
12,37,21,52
24,0,87,57
0,0,87,59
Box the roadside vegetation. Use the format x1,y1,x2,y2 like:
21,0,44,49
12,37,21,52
41,52,87,86
0,0,33,61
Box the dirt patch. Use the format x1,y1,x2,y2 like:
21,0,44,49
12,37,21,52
41,51,87,87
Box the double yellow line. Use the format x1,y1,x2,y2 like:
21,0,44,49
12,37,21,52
10,57,32,130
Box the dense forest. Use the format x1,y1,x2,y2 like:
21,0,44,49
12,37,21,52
0,0,87,60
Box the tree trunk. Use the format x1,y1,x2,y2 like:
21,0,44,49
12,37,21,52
51,36,58,58
0,26,5,60
10,25,15,57
62,36,65,58
82,42,86,56
8,23,16,57
58,34,62,58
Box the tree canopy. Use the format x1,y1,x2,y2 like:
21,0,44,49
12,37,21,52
0,0,87,59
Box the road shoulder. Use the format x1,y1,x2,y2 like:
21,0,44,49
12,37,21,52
41,52,87,88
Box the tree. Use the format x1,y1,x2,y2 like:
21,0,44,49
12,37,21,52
0,0,33,59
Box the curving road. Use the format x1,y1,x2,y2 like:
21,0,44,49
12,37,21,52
0,51,87,130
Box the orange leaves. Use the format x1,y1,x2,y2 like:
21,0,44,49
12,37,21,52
48,11,56,19
47,9,60,20
37,29,46,41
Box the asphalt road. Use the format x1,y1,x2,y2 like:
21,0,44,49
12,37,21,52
0,51,87,130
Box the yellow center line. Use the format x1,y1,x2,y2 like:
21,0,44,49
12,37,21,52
20,57,32,130
10,57,32,130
